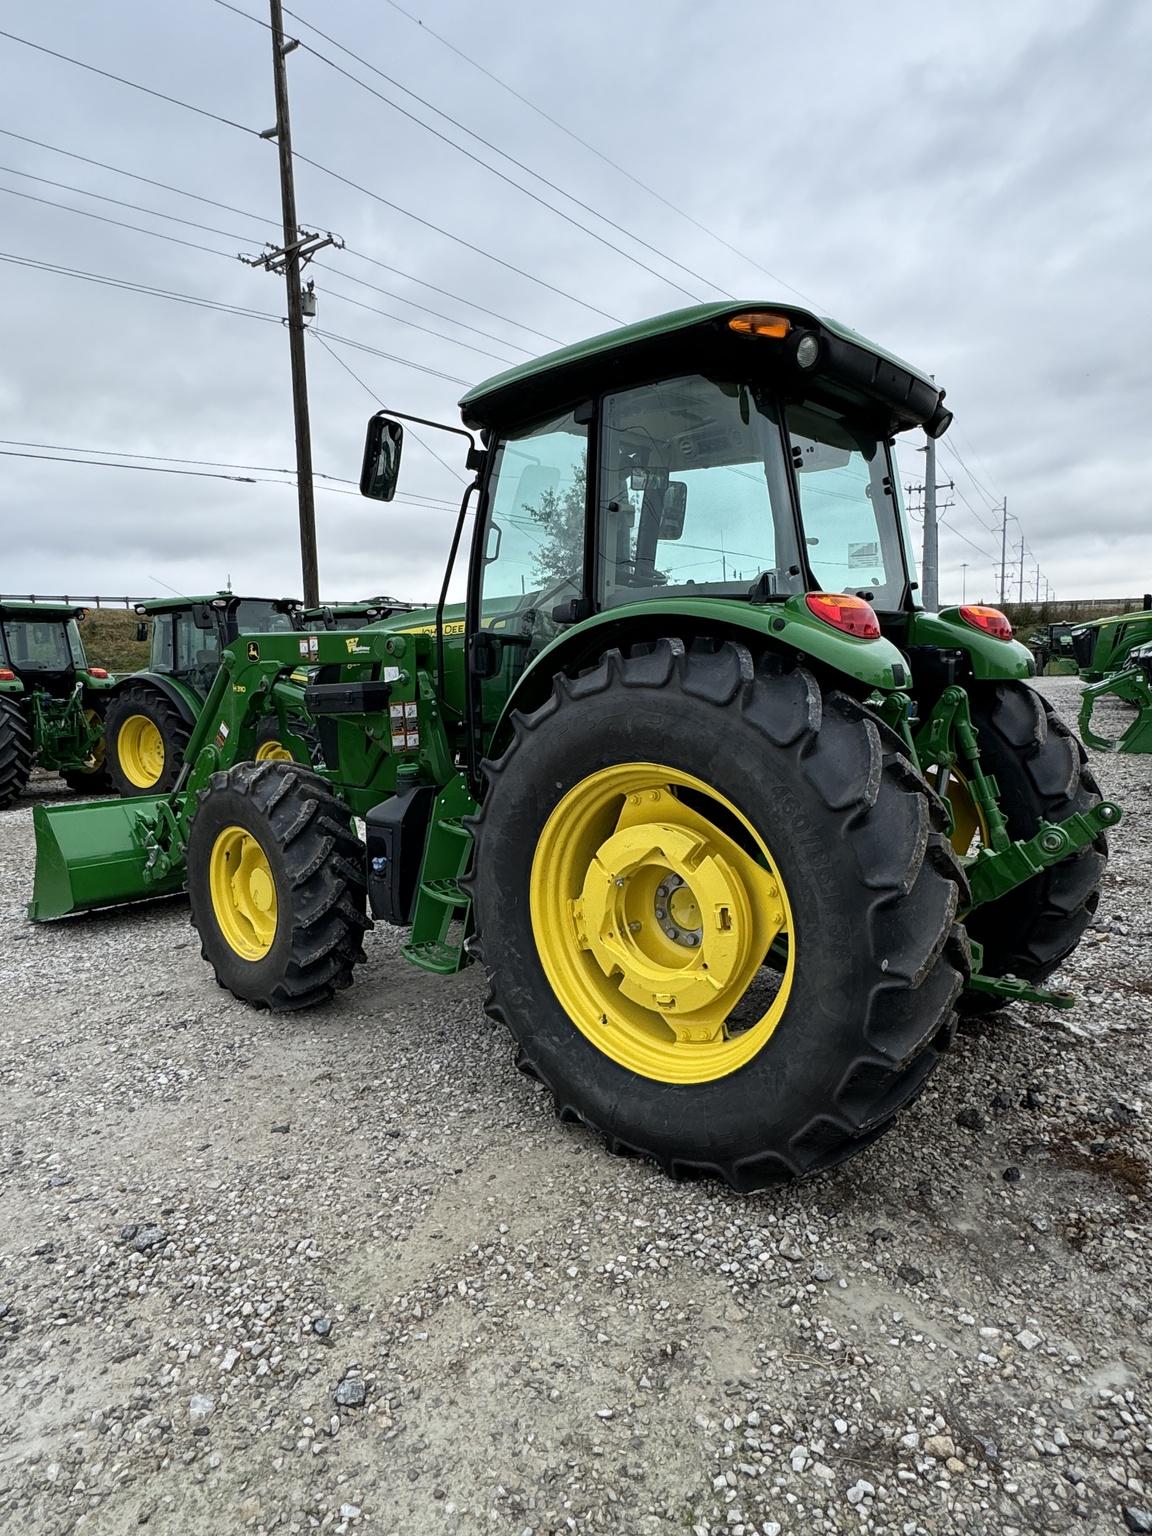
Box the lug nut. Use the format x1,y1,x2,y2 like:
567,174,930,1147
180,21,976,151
628,921,642,933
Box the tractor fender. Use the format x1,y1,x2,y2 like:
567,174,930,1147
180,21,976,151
0,676,26,698
108,673,201,727
906,610,1035,681
495,595,909,749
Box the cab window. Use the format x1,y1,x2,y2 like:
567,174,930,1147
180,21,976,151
597,376,799,606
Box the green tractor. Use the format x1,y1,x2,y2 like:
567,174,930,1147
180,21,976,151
30,302,1119,1187
104,593,300,795
1070,598,1152,680
0,600,116,808
1024,620,1078,675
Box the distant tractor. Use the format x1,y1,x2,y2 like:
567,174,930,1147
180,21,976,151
0,600,115,808
302,597,418,631
1071,597,1152,680
104,594,300,795
1025,621,1078,675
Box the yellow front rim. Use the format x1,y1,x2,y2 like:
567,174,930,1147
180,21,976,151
83,708,106,771
255,737,293,762
929,766,990,856
530,763,795,1084
208,824,278,960
117,714,165,788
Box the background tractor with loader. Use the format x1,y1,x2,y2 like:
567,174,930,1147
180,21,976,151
29,302,1119,1188
0,600,115,808
104,592,301,795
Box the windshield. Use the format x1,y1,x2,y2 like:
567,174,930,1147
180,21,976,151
597,376,800,606
334,613,370,630
2,619,74,672
233,600,296,634
785,403,910,610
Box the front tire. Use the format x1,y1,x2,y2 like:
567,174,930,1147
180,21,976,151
105,685,192,796
0,697,33,809
470,640,970,1190
957,681,1107,1011
187,761,369,1010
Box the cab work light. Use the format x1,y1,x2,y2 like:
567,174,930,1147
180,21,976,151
805,592,881,640
88,667,110,678
728,312,792,339
959,605,1013,641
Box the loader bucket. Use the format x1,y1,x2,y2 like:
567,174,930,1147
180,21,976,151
28,796,188,921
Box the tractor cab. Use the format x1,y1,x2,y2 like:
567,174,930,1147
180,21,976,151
361,299,1022,754
136,593,300,699
0,601,98,697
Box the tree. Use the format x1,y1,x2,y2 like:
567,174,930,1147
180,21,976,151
526,461,587,588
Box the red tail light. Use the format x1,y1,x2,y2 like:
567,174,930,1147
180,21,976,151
0,668,15,681
959,605,1013,641
804,592,881,640
88,666,109,678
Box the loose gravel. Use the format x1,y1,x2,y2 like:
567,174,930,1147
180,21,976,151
0,676,1148,1536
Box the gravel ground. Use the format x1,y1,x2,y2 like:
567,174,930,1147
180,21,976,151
0,675,1148,1536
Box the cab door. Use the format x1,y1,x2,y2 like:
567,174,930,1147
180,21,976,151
468,408,588,756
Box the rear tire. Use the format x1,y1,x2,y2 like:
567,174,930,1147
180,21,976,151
959,681,1107,1013
0,697,33,809
105,685,192,797
62,704,113,794
187,760,370,1010
470,640,970,1190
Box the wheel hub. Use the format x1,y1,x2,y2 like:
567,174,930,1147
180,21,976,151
655,873,702,947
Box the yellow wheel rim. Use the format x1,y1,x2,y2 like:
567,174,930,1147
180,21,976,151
530,763,796,1084
83,708,106,771
929,767,990,856
117,714,165,788
208,824,278,960
255,737,293,762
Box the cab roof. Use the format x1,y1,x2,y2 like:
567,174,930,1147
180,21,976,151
134,593,299,615
0,599,85,621
458,300,939,433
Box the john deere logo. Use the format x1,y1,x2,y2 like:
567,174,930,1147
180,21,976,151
246,641,260,661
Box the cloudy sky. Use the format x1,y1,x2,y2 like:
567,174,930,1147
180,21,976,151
1,0,1149,607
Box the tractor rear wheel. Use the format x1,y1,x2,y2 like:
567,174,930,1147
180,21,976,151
470,640,969,1190
105,685,192,796
187,760,369,1010
0,696,33,809
953,681,1107,1012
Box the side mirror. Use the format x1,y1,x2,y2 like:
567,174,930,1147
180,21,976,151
135,621,149,643
661,480,688,540
360,415,404,501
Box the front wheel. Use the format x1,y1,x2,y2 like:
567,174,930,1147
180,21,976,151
470,640,969,1190
950,682,1107,1012
105,685,192,796
187,760,369,1010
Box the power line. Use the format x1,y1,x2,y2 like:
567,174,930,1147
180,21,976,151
0,26,260,138
0,181,514,368
0,129,559,347
293,148,621,325
0,445,460,510
308,330,467,485
0,125,279,227
939,439,999,512
311,262,530,354
213,0,724,304
1,249,473,384
378,0,817,305
0,437,352,485
0,30,620,325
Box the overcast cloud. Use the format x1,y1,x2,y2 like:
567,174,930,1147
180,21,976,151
1,0,1149,607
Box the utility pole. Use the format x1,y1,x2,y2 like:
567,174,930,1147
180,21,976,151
1017,535,1026,604
1034,563,1041,603
998,498,1010,605
240,2,341,608
922,436,938,612
961,562,968,602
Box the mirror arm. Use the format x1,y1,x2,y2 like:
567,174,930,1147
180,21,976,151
369,408,482,462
